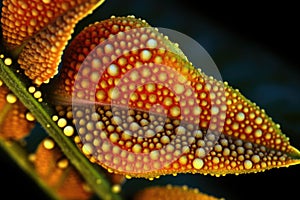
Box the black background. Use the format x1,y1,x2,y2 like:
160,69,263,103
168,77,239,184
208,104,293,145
1,1,299,200
192,2,299,69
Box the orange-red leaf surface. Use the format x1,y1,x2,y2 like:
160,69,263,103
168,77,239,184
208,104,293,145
1,0,104,85
49,16,300,178
134,185,222,200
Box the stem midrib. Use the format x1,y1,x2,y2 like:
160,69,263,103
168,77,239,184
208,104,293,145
0,60,123,200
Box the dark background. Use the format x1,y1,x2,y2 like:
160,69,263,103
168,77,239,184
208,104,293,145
1,0,299,200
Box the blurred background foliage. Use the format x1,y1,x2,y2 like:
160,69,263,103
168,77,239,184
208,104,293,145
0,0,299,199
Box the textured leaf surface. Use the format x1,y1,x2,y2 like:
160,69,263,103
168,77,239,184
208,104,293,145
1,0,104,85
49,16,300,178
134,185,222,200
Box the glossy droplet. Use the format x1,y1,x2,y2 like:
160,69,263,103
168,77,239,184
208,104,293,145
3,57,12,66
49,16,300,178
25,112,35,122
63,125,75,137
1,0,104,85
28,86,36,94
6,93,17,104
43,137,55,150
111,184,122,193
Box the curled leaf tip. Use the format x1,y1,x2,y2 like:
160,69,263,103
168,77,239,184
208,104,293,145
1,0,105,85
287,146,300,165
48,16,300,178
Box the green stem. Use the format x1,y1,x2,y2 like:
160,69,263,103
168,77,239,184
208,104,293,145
0,139,60,200
0,60,123,200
